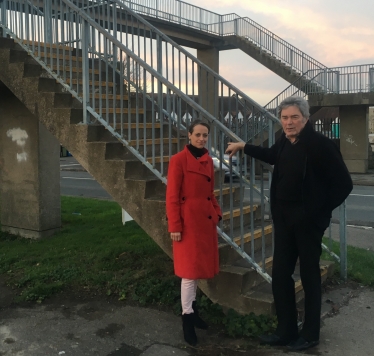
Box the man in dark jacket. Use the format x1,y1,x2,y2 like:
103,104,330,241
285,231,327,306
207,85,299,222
226,96,353,351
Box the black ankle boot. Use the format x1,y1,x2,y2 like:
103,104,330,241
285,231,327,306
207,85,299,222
182,313,197,346
192,301,208,330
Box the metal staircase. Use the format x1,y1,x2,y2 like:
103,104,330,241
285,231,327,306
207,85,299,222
0,0,335,315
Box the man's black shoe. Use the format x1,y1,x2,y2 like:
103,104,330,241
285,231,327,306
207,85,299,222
287,337,319,351
259,334,295,346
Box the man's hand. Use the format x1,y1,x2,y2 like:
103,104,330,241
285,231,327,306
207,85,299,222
225,142,246,158
170,232,181,242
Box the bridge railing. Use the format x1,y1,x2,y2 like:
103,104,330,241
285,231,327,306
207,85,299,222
121,0,327,82
265,64,374,114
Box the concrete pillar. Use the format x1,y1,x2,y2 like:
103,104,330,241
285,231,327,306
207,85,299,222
369,107,374,151
197,47,219,118
0,85,61,238
339,105,369,173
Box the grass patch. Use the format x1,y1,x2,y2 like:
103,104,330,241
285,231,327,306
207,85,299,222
0,196,179,305
322,237,374,286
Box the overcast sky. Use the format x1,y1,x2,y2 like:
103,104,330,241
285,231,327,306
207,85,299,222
183,0,374,105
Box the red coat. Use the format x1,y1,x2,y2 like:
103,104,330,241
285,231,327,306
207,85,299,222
166,145,222,279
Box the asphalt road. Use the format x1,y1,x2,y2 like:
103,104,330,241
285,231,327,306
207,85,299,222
61,171,374,227
60,171,112,200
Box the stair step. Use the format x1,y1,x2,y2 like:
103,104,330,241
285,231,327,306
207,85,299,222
122,123,161,129
219,224,273,265
102,108,146,114
66,79,116,87
92,94,129,101
36,52,82,62
23,40,74,52
233,224,272,246
52,65,101,75
128,138,179,146
222,205,257,220
242,260,335,315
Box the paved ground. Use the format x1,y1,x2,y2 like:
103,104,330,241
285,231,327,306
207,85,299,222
1,156,373,355
1,278,373,356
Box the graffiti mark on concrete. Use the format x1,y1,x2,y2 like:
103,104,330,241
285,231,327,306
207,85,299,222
6,128,29,162
344,134,358,147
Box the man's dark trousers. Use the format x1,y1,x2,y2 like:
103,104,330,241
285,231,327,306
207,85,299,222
272,200,324,342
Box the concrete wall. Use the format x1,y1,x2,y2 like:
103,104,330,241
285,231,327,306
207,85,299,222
0,85,61,238
339,105,368,173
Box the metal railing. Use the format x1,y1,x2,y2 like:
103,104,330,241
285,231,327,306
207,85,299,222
120,0,327,81
265,64,374,117
1,0,280,282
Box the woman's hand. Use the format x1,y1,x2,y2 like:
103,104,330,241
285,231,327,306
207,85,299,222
170,232,182,242
225,142,245,158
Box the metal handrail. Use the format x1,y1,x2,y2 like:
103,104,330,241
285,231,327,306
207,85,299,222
120,0,327,82
1,0,275,282
266,64,374,114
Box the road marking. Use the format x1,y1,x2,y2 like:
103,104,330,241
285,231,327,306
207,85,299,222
61,177,94,180
349,194,374,197
60,163,82,167
347,224,373,230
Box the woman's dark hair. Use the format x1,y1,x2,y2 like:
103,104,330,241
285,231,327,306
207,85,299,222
188,119,210,134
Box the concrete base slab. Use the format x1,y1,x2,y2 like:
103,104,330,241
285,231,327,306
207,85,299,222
1,226,61,239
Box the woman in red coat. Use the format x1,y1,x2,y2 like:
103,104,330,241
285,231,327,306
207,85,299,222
166,120,222,346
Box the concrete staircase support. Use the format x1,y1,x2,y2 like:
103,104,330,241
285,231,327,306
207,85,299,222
339,105,369,173
0,85,61,238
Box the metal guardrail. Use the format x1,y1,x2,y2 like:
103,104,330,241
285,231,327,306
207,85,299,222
120,0,327,83
266,64,374,115
0,0,279,282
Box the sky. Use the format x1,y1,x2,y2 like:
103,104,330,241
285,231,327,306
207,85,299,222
182,0,374,105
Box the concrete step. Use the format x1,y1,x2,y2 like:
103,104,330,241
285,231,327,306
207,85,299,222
243,260,334,315
221,204,261,231
218,224,273,265
200,259,334,316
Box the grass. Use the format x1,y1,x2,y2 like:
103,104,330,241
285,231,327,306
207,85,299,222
322,237,374,286
0,196,179,305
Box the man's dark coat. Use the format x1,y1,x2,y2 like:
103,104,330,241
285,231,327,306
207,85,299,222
244,121,353,229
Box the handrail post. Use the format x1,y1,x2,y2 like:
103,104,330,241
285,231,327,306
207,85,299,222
44,0,53,43
1,0,6,37
339,201,347,281
81,20,90,124
178,0,181,25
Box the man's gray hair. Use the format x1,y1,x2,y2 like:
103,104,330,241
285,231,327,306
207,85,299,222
277,96,310,119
